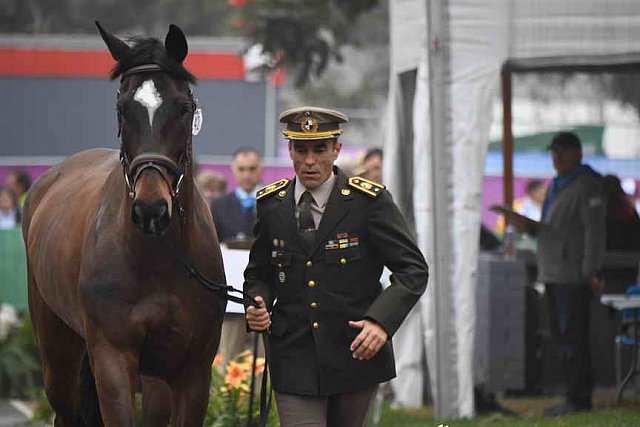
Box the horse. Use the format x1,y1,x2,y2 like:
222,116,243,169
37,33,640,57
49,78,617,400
21,22,226,426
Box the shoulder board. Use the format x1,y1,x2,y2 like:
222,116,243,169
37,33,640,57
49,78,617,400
256,179,290,201
348,177,385,197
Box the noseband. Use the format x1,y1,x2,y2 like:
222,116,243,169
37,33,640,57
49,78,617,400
121,152,185,199
117,64,195,202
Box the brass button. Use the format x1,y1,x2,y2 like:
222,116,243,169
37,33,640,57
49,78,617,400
306,261,313,268
313,322,320,329
310,302,318,309
340,258,347,265
308,280,316,288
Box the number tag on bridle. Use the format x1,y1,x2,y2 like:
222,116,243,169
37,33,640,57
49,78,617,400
192,108,203,136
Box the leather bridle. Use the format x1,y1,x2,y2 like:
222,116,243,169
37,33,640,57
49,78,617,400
116,64,195,203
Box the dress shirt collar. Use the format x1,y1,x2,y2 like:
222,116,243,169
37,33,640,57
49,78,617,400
294,172,336,207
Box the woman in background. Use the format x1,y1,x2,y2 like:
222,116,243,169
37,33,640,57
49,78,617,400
0,186,20,229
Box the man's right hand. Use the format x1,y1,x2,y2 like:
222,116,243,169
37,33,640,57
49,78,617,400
246,296,271,332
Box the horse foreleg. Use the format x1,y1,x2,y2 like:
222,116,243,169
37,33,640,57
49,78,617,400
141,375,171,426
170,363,212,427
87,331,139,427
28,275,91,426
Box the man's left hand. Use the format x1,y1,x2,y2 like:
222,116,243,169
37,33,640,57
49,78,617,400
348,319,388,361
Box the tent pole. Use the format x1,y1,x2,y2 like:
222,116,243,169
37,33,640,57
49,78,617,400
501,68,514,211
426,0,459,419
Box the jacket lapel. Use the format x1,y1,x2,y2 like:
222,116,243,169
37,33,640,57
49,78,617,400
309,170,352,255
275,181,307,252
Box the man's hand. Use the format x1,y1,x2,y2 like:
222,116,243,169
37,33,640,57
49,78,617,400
246,296,271,332
348,319,388,361
587,276,604,294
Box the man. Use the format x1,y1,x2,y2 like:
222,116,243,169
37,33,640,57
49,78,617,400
516,132,605,416
244,107,429,426
211,147,263,243
359,148,383,184
211,147,263,364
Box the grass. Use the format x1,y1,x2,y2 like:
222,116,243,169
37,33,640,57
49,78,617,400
377,392,640,427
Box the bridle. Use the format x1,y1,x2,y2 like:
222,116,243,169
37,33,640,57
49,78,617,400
116,64,196,205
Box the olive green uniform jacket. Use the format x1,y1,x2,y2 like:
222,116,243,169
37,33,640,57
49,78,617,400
243,168,429,396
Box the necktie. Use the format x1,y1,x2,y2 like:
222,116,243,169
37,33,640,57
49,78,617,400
298,191,316,247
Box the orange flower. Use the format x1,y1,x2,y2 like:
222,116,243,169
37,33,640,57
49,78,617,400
228,0,245,7
213,353,224,367
237,354,254,372
255,357,265,374
233,18,246,29
225,361,248,389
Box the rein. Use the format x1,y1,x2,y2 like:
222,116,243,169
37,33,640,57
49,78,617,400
117,63,273,427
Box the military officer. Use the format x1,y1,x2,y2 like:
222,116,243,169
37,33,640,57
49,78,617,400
244,106,429,426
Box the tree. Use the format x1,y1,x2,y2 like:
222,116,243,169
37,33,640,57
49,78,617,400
0,0,238,36
230,0,380,85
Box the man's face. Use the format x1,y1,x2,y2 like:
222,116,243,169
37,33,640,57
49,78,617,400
362,154,383,184
232,152,263,192
289,139,341,190
4,174,18,195
551,147,581,175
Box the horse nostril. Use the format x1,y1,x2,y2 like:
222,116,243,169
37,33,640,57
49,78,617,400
131,199,170,235
132,200,147,225
156,202,168,219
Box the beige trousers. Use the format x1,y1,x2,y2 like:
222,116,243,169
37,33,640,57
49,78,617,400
275,385,378,427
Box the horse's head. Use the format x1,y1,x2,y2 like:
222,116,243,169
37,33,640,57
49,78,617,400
97,22,197,236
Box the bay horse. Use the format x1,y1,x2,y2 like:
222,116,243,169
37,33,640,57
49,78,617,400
22,22,226,426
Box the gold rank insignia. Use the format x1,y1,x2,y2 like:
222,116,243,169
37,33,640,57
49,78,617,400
348,176,385,197
256,178,291,201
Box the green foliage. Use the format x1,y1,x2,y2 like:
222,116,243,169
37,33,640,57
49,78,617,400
30,388,54,426
231,0,380,85
0,0,239,36
377,397,640,427
0,312,40,398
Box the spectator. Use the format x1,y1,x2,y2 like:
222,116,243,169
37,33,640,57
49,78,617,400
495,179,547,235
621,177,640,214
196,170,227,207
516,131,605,416
211,147,263,365
210,147,263,243
0,186,20,229
359,148,383,184
4,171,31,210
602,175,640,251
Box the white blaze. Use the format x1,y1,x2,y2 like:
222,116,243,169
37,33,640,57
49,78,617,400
133,79,163,128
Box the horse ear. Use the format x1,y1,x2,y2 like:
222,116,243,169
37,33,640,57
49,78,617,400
165,24,188,64
95,21,130,62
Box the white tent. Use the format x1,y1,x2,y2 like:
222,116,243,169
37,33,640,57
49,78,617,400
385,0,640,418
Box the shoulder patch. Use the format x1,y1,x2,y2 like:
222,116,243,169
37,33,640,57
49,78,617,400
256,179,290,201
348,176,385,197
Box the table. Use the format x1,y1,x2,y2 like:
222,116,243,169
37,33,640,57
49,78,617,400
600,294,640,403
219,245,250,314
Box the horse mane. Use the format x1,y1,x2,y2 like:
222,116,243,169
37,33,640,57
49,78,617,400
110,37,196,83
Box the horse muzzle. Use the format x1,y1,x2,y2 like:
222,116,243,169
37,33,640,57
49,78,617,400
131,198,171,236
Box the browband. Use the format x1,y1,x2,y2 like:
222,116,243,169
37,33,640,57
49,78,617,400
121,64,164,80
